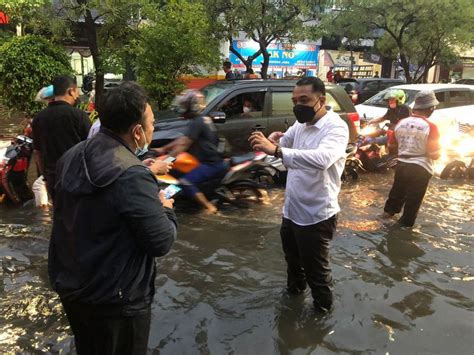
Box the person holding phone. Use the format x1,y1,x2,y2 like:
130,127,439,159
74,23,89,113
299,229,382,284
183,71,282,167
249,77,348,314
142,156,174,175
87,118,173,176
48,82,177,354
156,90,227,214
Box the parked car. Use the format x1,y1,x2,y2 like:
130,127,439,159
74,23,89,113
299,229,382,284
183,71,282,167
152,80,360,154
356,84,474,134
337,78,405,105
454,78,474,85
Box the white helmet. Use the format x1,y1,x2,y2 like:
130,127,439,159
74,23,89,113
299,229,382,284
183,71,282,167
172,89,205,114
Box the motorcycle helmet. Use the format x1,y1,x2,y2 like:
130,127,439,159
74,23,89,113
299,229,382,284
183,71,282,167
384,89,406,106
34,85,54,103
172,89,205,115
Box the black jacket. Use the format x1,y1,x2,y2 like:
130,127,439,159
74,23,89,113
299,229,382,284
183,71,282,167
32,101,91,181
48,128,177,313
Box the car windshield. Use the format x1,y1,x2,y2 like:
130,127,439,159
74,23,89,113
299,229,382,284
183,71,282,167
363,88,418,107
338,81,359,92
201,84,228,105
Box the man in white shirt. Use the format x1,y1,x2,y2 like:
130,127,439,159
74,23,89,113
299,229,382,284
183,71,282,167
250,77,349,313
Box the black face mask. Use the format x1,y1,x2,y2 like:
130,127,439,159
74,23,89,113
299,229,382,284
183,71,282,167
293,100,323,124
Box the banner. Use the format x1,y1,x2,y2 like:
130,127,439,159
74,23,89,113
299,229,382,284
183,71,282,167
230,40,319,69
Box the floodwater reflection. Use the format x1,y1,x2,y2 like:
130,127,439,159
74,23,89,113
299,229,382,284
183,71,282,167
0,173,473,354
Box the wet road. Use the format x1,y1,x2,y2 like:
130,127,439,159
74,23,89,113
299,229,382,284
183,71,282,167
1,169,473,354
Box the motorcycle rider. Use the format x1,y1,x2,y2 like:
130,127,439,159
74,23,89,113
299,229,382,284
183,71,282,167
365,89,411,146
369,89,411,128
156,90,227,213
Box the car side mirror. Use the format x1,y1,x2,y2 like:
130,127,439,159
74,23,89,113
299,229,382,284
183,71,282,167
210,111,226,124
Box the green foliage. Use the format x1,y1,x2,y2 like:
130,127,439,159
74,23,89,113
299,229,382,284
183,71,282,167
135,0,221,108
0,28,14,42
323,0,474,83
0,35,72,116
0,0,52,35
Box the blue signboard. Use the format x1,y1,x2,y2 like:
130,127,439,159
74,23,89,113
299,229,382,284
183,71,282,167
230,40,319,69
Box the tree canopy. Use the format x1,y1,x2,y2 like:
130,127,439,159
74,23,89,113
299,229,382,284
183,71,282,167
210,0,318,78
0,0,51,35
322,0,474,83
0,35,72,116
134,0,221,108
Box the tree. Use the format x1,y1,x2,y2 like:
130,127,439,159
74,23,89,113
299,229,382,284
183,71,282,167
0,0,145,94
134,0,220,108
210,0,314,78
323,0,474,83
0,0,51,36
0,35,72,116
50,0,149,108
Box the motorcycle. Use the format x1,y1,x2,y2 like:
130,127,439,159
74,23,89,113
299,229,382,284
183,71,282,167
437,123,474,179
342,143,364,181
354,123,397,173
0,135,34,204
153,151,274,208
252,153,287,186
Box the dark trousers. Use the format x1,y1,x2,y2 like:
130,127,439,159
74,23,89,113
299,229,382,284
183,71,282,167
180,161,228,197
280,215,337,310
384,162,432,227
61,300,151,355
44,173,55,202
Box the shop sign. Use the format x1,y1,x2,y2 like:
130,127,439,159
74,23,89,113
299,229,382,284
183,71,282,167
230,40,319,68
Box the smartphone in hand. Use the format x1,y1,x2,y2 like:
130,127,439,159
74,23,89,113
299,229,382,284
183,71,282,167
163,156,177,163
251,125,266,132
163,184,181,199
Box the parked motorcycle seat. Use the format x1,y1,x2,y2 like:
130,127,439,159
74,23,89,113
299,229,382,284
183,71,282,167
230,152,255,166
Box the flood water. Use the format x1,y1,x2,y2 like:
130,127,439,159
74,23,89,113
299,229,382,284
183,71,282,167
0,118,473,354
0,173,472,354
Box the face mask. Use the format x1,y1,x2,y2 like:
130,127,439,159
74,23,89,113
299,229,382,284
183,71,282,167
293,98,324,124
243,106,251,113
134,126,149,157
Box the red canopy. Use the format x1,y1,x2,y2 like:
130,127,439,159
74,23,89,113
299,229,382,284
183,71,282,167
0,11,9,25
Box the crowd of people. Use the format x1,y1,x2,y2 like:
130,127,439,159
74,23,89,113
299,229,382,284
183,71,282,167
28,74,440,354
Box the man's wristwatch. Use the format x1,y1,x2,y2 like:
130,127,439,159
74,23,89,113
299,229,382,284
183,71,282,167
274,145,282,159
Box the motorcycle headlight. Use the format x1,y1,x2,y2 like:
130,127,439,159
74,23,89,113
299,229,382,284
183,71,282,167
360,126,378,136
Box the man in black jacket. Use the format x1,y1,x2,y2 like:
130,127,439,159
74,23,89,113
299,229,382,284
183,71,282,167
48,82,177,355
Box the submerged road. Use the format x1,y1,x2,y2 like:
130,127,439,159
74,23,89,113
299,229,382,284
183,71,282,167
0,171,472,354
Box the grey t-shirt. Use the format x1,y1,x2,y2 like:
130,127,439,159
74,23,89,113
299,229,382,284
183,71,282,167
185,116,222,164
